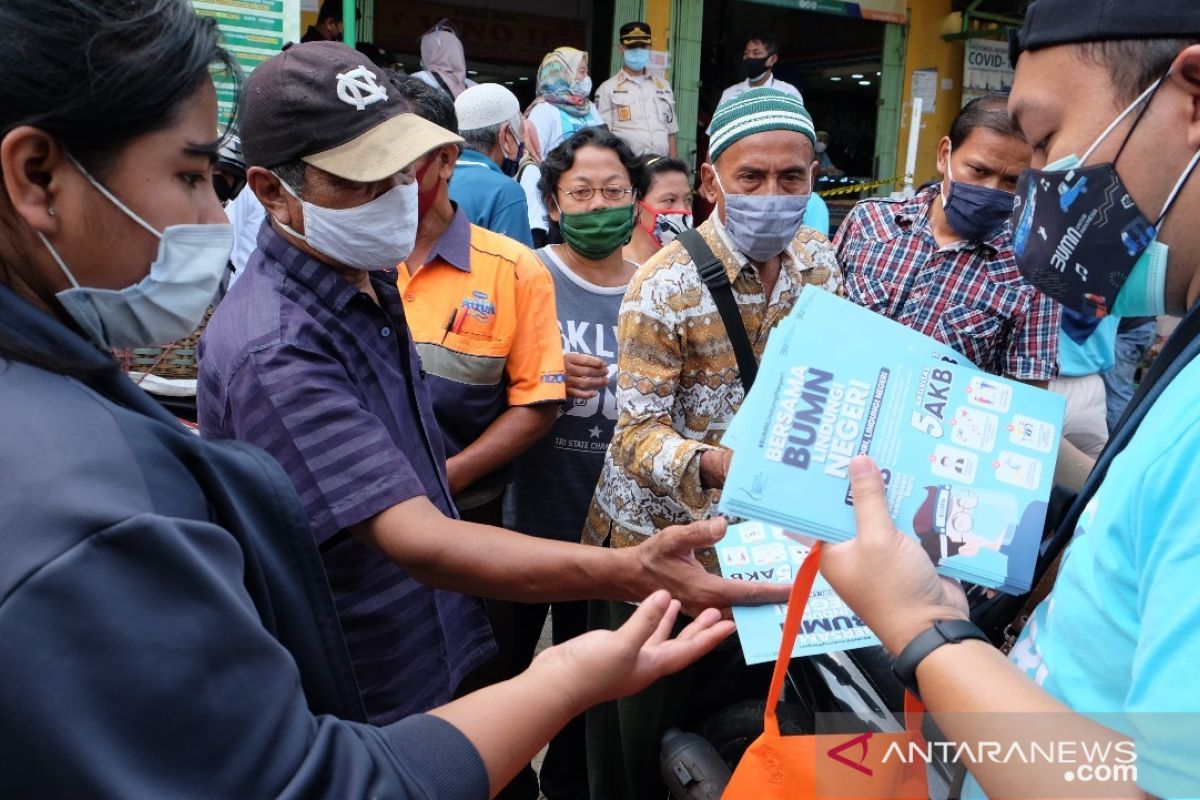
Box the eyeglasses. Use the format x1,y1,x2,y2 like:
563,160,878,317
560,185,634,202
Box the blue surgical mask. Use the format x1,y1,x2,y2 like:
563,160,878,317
38,155,233,350
714,171,809,262
941,143,1015,242
501,127,524,178
623,47,650,72
1011,74,1200,316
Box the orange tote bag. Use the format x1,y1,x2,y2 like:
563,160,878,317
724,542,930,800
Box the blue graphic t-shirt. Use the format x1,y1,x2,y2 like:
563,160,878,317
967,356,1200,797
507,247,627,541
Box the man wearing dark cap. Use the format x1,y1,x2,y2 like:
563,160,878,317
301,0,343,43
198,41,784,734
818,2,1200,797
595,22,678,156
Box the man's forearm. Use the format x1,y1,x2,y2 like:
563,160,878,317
1054,437,1095,493
355,496,643,604
446,404,557,494
611,417,711,504
916,640,1143,797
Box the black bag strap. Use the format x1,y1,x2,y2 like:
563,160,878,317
678,227,758,392
973,301,1200,642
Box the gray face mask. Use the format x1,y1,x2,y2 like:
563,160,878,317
713,170,809,262
37,154,233,350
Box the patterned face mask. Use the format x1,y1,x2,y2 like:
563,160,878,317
639,201,693,248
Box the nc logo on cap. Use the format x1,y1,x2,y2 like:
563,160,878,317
336,65,388,111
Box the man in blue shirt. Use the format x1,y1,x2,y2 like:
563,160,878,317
450,83,533,246
817,2,1200,797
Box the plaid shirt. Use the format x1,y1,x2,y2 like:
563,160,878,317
833,185,1060,380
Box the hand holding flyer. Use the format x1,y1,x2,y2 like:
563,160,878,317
719,290,1065,594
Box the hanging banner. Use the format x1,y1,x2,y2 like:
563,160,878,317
748,0,906,24
193,0,301,127
962,38,1014,105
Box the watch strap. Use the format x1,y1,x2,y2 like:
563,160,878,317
892,619,989,699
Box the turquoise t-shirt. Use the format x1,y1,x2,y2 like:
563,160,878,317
804,193,831,238
967,356,1200,797
1058,314,1119,377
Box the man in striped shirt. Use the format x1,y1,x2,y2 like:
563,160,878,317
199,41,783,731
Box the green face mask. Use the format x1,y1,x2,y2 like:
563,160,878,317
558,205,635,260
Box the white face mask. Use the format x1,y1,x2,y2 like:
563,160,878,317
276,178,419,270
37,155,233,350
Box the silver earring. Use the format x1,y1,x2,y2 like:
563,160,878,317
47,208,56,216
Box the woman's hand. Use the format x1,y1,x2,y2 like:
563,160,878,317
531,590,733,710
820,456,969,655
563,352,608,399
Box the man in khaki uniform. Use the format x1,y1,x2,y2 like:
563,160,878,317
594,22,678,157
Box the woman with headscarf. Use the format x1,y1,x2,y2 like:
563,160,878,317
523,47,606,245
412,20,476,98
527,47,605,156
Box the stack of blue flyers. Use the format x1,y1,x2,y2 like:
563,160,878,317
718,290,1065,594
715,521,881,664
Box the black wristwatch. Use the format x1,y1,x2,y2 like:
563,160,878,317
892,619,989,700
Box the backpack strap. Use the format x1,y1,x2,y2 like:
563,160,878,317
678,227,758,392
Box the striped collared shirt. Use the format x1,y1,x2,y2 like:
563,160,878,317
198,222,494,724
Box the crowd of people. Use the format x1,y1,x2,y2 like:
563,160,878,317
2,0,1199,798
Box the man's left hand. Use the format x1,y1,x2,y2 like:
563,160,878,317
631,517,790,617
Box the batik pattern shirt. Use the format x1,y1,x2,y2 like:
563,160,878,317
585,216,842,560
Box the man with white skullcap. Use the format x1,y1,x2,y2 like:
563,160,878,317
450,83,533,245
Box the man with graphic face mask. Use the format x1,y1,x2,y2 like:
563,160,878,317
817,2,1200,797
835,94,1060,385
583,88,842,800
199,41,785,736
449,82,533,246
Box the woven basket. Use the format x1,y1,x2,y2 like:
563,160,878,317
117,306,213,381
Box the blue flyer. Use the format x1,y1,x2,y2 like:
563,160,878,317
719,290,1065,594
716,521,881,664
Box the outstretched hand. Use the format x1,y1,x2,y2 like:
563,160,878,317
532,590,734,710
820,456,969,655
634,517,791,617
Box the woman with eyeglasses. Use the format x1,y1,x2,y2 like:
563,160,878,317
623,154,694,266
503,127,649,797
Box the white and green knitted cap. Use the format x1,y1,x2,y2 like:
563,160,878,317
708,87,815,162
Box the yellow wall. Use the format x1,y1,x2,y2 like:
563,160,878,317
300,10,316,32
895,0,964,187
646,0,670,51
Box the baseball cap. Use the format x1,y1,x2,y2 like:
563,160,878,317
620,22,652,47
455,84,521,132
1011,0,1200,65
240,41,462,182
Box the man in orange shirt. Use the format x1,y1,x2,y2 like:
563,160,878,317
394,77,566,529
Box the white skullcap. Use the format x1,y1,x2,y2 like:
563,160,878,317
455,83,521,132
